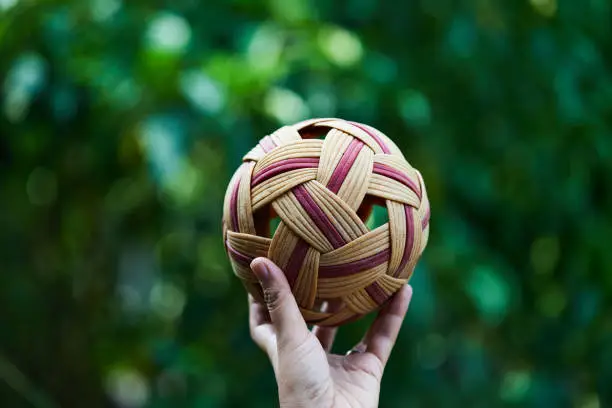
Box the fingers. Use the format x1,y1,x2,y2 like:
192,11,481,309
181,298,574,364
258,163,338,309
361,285,413,366
248,295,279,371
250,257,310,348
313,326,337,352
248,295,274,349
312,301,339,352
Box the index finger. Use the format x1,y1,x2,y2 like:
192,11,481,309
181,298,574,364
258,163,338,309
248,295,274,353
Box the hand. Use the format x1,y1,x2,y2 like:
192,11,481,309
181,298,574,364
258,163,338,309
248,257,413,408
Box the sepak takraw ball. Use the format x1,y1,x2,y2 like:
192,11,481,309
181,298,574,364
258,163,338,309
223,118,430,327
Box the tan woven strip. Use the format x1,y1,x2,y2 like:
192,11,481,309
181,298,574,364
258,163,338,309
377,274,406,293
396,206,423,279
231,261,257,282
313,120,385,154
226,231,271,258
316,129,353,185
272,191,335,253
421,226,430,255
253,140,323,173
251,168,318,211
344,288,379,314
387,201,407,274
237,162,256,234
374,154,415,178
368,174,420,207
268,222,300,270
293,247,320,309
305,181,368,243
243,145,266,162
270,126,304,146
317,262,387,298
418,210,430,248
320,224,389,266
416,169,430,218
336,147,374,210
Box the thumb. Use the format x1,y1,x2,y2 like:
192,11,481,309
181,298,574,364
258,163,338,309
250,257,309,347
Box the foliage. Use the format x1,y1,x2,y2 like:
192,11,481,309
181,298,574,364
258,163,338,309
1,0,611,407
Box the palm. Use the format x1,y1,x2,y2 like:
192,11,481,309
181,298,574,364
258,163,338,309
272,332,383,408
327,353,382,408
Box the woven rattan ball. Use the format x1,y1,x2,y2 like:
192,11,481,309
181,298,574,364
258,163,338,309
223,118,430,327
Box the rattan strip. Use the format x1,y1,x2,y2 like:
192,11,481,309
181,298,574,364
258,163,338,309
367,174,421,207
251,168,318,211
253,140,323,173
316,129,353,186
319,224,390,266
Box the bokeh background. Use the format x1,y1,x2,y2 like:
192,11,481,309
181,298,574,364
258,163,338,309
1,0,611,407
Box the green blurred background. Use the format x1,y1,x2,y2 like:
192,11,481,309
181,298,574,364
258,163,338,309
1,0,611,407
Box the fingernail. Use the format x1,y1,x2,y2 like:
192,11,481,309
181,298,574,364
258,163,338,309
250,258,270,282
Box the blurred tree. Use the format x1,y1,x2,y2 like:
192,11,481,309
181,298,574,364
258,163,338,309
1,0,611,407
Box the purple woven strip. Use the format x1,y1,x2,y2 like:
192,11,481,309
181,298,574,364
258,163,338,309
319,248,390,278
293,185,346,249
252,158,320,186
284,239,310,287
260,135,277,153
395,205,415,277
326,139,364,194
226,242,253,267
365,281,391,305
372,163,421,199
349,121,391,154
229,177,241,232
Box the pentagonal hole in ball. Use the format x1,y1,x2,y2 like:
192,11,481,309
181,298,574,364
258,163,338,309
312,298,345,315
299,125,329,140
253,204,281,238
357,195,389,230
269,216,281,237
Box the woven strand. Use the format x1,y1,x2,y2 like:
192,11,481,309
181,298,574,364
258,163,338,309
317,262,388,298
316,129,352,185
335,147,373,210
251,168,318,211
254,140,323,173
320,224,390,266
224,118,430,326
268,222,301,269
237,162,257,234
292,247,320,309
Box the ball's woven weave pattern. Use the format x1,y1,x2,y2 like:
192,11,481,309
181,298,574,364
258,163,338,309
223,118,430,326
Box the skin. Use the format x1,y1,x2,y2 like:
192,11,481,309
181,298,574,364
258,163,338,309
249,257,413,408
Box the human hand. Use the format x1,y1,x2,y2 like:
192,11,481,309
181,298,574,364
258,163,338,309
248,257,413,408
